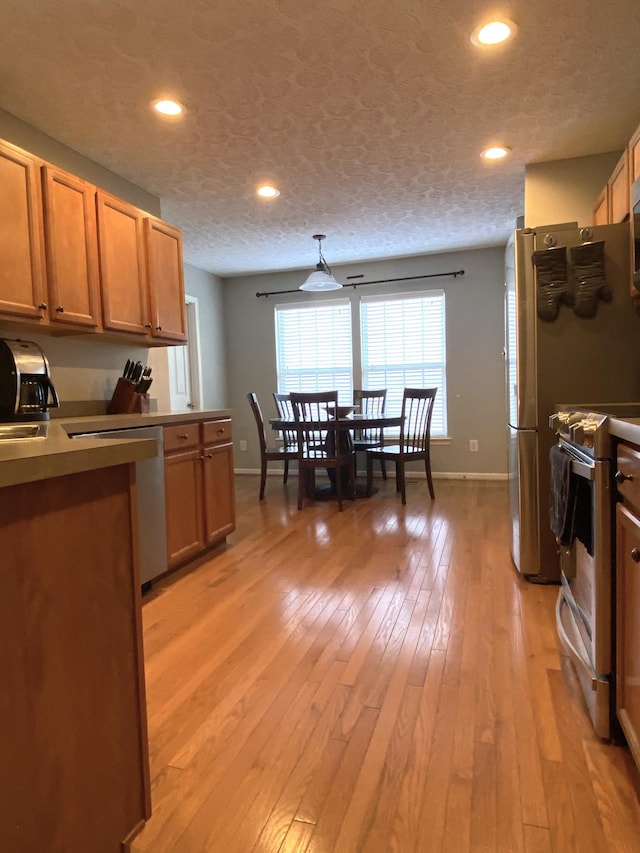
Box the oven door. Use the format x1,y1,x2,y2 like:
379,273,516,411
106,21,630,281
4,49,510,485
554,442,613,739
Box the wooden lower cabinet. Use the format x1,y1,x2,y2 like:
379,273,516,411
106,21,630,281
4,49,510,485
203,440,236,544
164,418,235,568
0,464,150,853
164,446,205,566
616,501,640,772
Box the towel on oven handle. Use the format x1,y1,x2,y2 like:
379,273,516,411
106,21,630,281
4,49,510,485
549,444,594,556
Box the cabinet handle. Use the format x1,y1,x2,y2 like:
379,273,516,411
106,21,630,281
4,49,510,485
145,323,152,329
217,428,225,433
156,325,163,331
177,433,189,440
56,305,64,312
205,453,213,459
631,548,640,563
38,302,47,310
615,470,633,484
197,455,205,461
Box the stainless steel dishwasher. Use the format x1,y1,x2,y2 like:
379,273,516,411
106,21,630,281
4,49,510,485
72,426,167,589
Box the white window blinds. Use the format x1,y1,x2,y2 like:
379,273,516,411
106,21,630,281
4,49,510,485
275,299,353,401
360,290,447,436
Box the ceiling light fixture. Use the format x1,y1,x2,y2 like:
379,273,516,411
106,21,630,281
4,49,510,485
153,99,183,116
256,185,280,199
481,145,511,160
471,19,517,46
299,234,342,292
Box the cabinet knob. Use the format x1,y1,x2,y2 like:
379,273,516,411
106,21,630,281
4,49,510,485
56,305,64,313
197,455,205,461
38,302,47,310
631,548,640,564
615,470,633,484
145,323,152,329
156,325,163,331
206,453,213,459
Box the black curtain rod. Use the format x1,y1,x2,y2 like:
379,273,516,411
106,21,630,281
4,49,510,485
255,268,465,298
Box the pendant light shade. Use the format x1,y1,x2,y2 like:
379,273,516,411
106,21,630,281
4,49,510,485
299,234,342,291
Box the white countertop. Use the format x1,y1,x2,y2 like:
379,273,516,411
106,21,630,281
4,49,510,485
0,409,232,489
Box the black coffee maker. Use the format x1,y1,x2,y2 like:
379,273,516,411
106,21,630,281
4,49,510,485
0,338,60,422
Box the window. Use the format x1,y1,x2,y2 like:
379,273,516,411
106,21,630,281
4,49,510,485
275,299,353,400
360,290,447,436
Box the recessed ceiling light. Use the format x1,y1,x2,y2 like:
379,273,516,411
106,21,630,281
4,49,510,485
256,185,280,199
481,145,511,161
471,19,517,46
153,99,183,116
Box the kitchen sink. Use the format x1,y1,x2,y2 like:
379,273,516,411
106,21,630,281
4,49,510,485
0,422,48,441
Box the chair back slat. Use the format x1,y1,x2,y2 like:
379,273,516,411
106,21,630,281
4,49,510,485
273,392,297,447
400,388,437,450
353,389,386,441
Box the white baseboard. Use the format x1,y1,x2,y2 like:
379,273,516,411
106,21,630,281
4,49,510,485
234,467,507,482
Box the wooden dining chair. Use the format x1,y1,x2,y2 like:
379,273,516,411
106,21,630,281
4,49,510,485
365,387,437,504
289,390,355,511
353,389,387,479
247,392,298,499
273,392,297,452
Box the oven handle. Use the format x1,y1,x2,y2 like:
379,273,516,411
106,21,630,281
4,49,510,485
555,589,599,691
570,457,594,480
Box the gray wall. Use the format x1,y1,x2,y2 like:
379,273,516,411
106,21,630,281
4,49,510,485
224,246,507,477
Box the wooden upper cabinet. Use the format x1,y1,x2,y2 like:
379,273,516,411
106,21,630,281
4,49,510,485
608,149,630,223
145,217,187,342
630,123,640,186
41,166,101,328
0,140,48,321
593,186,609,226
96,191,150,335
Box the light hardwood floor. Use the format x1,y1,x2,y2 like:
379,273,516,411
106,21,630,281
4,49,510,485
132,474,640,852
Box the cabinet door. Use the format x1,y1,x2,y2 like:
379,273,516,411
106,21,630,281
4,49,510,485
609,150,630,223
0,140,47,321
41,166,100,328
202,442,236,545
593,186,609,226
96,190,150,336
164,448,204,566
145,217,187,342
616,503,640,772
630,123,640,185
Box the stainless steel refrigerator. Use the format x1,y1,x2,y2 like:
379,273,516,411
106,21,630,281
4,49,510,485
505,221,640,582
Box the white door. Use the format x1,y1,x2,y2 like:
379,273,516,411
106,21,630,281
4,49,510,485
169,297,202,410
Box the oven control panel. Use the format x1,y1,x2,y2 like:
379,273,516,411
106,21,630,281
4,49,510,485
549,410,610,455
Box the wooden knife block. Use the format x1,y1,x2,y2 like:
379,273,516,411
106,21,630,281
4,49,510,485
107,378,150,415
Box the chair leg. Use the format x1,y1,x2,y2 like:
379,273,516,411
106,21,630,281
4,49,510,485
366,454,374,496
335,463,343,511
283,459,289,484
297,466,305,510
259,459,267,500
397,461,407,504
380,458,387,480
425,457,435,499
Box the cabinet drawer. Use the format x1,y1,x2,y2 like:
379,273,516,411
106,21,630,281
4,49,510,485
616,442,640,514
163,422,200,453
201,418,232,445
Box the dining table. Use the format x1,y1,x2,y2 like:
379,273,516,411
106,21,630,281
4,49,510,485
269,411,403,499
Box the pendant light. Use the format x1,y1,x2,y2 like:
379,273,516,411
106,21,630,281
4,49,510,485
299,234,342,292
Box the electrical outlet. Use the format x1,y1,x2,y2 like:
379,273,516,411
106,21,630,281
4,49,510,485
469,439,479,452
240,440,247,451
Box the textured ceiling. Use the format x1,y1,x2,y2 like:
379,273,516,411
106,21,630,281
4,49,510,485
1,0,640,277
